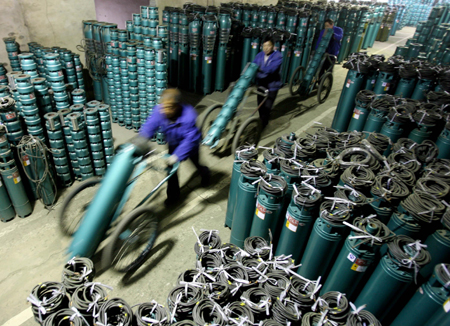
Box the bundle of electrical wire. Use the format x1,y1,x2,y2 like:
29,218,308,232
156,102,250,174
258,174,288,197
336,146,373,170
216,263,250,294
302,167,331,190
177,269,206,285
192,299,227,326
349,147,381,172
261,272,290,300
70,282,109,321
240,161,267,178
319,200,351,224
276,134,297,158
335,131,363,151
423,159,450,183
288,277,316,309
310,156,341,180
414,177,450,199
371,175,410,202
340,166,375,191
401,192,446,224
194,229,222,255
398,62,418,79
366,133,391,154
414,140,439,164
302,311,336,326
427,90,450,106
223,301,255,326
221,243,243,264
234,145,259,161
198,251,225,274
368,54,385,69
435,263,450,286
370,95,395,114
416,62,438,80
28,281,68,324
386,105,414,125
306,127,338,155
135,301,169,326
95,298,134,326
387,235,431,270
167,285,203,321
437,67,450,91
355,90,375,109
343,53,371,73
387,151,421,174
240,287,272,318
442,208,450,230
352,216,395,246
319,291,350,324
280,158,304,178
244,236,271,260
346,309,382,326
271,298,302,324
263,148,285,170
61,257,95,293
292,138,316,162
335,185,367,207
391,137,417,154
171,321,196,326
292,184,323,209
42,308,83,326
378,60,398,73
242,257,268,283
380,163,417,187
205,282,231,304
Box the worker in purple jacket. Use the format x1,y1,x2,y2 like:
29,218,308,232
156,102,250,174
315,19,344,57
252,36,283,128
138,89,210,206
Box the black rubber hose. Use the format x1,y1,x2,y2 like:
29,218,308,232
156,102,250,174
355,90,376,108
320,291,350,324
352,216,395,246
194,230,222,256
70,283,109,321
302,312,335,326
240,287,272,317
335,132,364,151
235,145,259,161
198,251,226,274
414,140,439,165
192,299,227,326
241,257,268,283
306,127,338,153
423,159,450,183
392,138,417,154
387,235,431,270
380,163,417,187
28,281,68,324
288,277,316,308
280,158,304,177
302,167,331,189
335,186,368,207
263,148,286,169
387,151,421,174
240,161,267,178
292,138,316,161
414,177,450,199
216,263,250,294
135,301,169,326
260,319,283,326
340,166,376,190
167,285,203,321
292,184,323,208
221,243,243,264
346,309,382,326
261,272,290,300
398,62,418,79
258,174,288,196
61,257,95,293
95,298,134,326
223,301,255,326
43,308,83,326
400,192,446,224
371,175,410,202
244,236,271,260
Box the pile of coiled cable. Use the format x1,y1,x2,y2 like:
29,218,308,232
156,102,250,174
398,62,418,79
366,132,391,154
302,311,337,326
194,230,222,255
423,159,450,183
280,158,303,177
437,67,450,91
258,174,288,198
386,105,414,125
340,166,376,192
319,291,350,324
192,299,227,326
336,146,376,170
28,281,69,324
414,177,450,199
135,301,169,326
351,216,395,246
371,175,410,203
61,257,95,293
378,60,397,73
400,192,446,224
71,283,109,322
427,90,450,106
262,148,286,170
346,309,382,326
167,285,203,321
414,140,439,164
276,133,297,158
234,144,259,161
240,287,272,318
198,251,225,272
319,200,351,224
244,236,271,260
241,160,267,178
412,108,442,126
387,151,421,174
355,90,376,109
442,209,450,230
391,137,417,154
381,163,417,187
335,131,363,151
387,235,431,271
177,269,206,285
370,95,395,114
306,127,338,156
302,167,331,190
292,184,323,209
42,308,84,326
343,53,371,73
95,298,133,326
292,138,316,161
223,301,255,326
416,62,438,80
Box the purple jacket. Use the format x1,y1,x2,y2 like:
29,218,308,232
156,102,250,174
139,103,201,161
252,50,283,91
315,26,344,56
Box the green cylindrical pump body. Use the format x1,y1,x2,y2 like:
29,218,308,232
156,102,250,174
249,34,261,63
26,145,56,206
380,121,405,144
436,128,450,159
331,69,367,132
0,174,15,222
0,165,32,218
275,191,320,263
202,16,217,95
241,35,252,72
189,18,201,93
321,228,379,298
391,265,450,326
386,212,421,239
426,305,450,325
420,229,450,279
364,70,378,91
347,104,370,132
355,255,414,320
362,109,388,133
249,175,287,242
394,77,417,98
298,214,349,280
215,12,231,92
229,162,267,248
406,43,423,60
408,124,433,144
411,78,435,101
373,71,395,95
224,147,258,229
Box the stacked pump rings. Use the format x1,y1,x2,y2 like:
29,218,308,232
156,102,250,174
3,36,21,71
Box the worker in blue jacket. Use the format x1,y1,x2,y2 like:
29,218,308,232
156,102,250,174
252,36,283,128
138,89,210,206
315,19,344,57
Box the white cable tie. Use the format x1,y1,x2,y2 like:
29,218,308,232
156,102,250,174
85,282,113,296
86,294,102,318
441,264,450,289
349,302,366,315
311,297,327,312
344,221,383,243
310,276,322,300
192,227,204,254
70,307,91,326
337,292,345,306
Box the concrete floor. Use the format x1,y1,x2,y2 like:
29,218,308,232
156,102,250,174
0,27,414,326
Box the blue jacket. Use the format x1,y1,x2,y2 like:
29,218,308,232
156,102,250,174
139,103,201,161
252,50,283,91
315,26,344,56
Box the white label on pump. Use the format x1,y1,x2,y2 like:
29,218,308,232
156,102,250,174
255,200,266,220
347,252,356,262
286,212,299,232
444,298,450,313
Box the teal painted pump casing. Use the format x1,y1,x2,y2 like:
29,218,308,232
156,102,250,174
355,255,414,321
408,124,433,144
249,175,287,242
373,71,395,95
436,126,450,159
425,304,450,325
0,165,32,218
362,109,388,133
411,78,435,101
420,229,450,279
394,77,417,98
215,12,231,92
26,145,56,206
0,174,16,222
380,121,405,144
229,161,267,248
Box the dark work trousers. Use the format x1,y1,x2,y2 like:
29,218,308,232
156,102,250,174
167,145,209,200
257,90,279,128
319,55,336,78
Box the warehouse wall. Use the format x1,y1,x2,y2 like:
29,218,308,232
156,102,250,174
94,0,148,29
0,0,96,71
158,0,278,9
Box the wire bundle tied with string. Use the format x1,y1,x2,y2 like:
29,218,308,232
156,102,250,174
416,62,438,81
271,297,302,325
192,299,227,326
95,297,134,326
235,144,259,161
371,175,410,203
378,60,398,74
194,229,222,256
176,269,206,285
427,90,450,106
261,272,291,300
301,311,337,326
70,282,110,321
16,135,58,209
301,167,331,190
398,62,418,79
345,305,381,326
387,151,421,174
167,284,203,322
223,301,255,326
305,127,338,156
368,54,385,70
386,235,431,282
437,68,450,91
42,308,85,326
215,263,251,295
220,243,243,264
355,90,376,109
205,282,231,305
400,192,446,225
413,140,439,165
335,132,364,151
366,132,391,154
423,159,450,183
280,158,304,178
319,200,352,226
288,277,316,309
275,133,297,159
380,163,417,187
412,107,442,127
241,257,268,283
262,147,286,171
241,161,267,179
334,185,367,212
386,105,415,125
135,301,169,326
318,291,350,324
392,137,417,154
244,236,271,260
370,95,395,115
292,183,323,210
348,216,395,247
198,251,226,274
340,165,376,193
442,208,450,230
342,53,371,74
335,146,373,170
414,177,450,200
27,281,69,324
292,138,316,162
240,287,272,318
62,257,95,293
434,263,450,288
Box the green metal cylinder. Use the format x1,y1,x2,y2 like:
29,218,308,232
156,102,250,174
202,16,217,95
355,255,413,320
347,105,370,132
373,71,395,95
0,165,32,218
332,69,367,132
362,109,388,133
391,265,450,326
420,229,450,279
408,125,433,144
249,175,287,242
394,77,417,98
0,174,15,222
411,78,434,101
436,127,450,159
241,34,252,72
250,34,261,63
364,70,378,91
26,145,56,207
229,161,267,248
215,12,231,92
406,43,423,60
425,305,450,325
386,212,421,239
380,121,404,144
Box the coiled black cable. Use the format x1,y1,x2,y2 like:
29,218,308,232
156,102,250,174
414,140,439,165
368,54,385,70
320,291,350,324
71,282,109,321
352,216,395,246
216,263,250,292
276,133,297,158
28,281,68,324
416,62,438,80
340,166,376,191
235,145,259,161
387,152,421,174
371,175,410,202
437,68,450,91
366,132,391,154
194,230,222,256
370,95,395,114
386,105,413,124
288,277,316,309
435,263,450,286
302,167,331,189
62,257,95,293
167,285,203,321
320,200,351,224
335,186,367,208
335,132,363,151
387,235,431,270
221,243,243,264
343,53,371,73
380,163,417,187
95,298,134,326
401,192,446,224
423,159,450,183
378,61,397,73
302,312,335,326
427,90,450,106
346,309,382,326
442,208,450,230
292,138,316,161
192,299,227,326
135,301,169,326
198,251,226,274
391,137,417,154
43,308,83,326
307,127,338,155
263,148,286,170
272,298,302,325
398,62,418,79
223,301,255,326
241,257,267,283
280,158,304,177
414,177,450,199
205,282,231,304
261,272,290,300
177,269,206,285
292,184,323,208
240,287,272,317
244,236,271,260
355,90,376,109
240,161,267,178
260,319,283,326
258,174,288,197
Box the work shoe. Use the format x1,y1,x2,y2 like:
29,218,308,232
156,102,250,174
200,167,211,187
164,197,181,208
